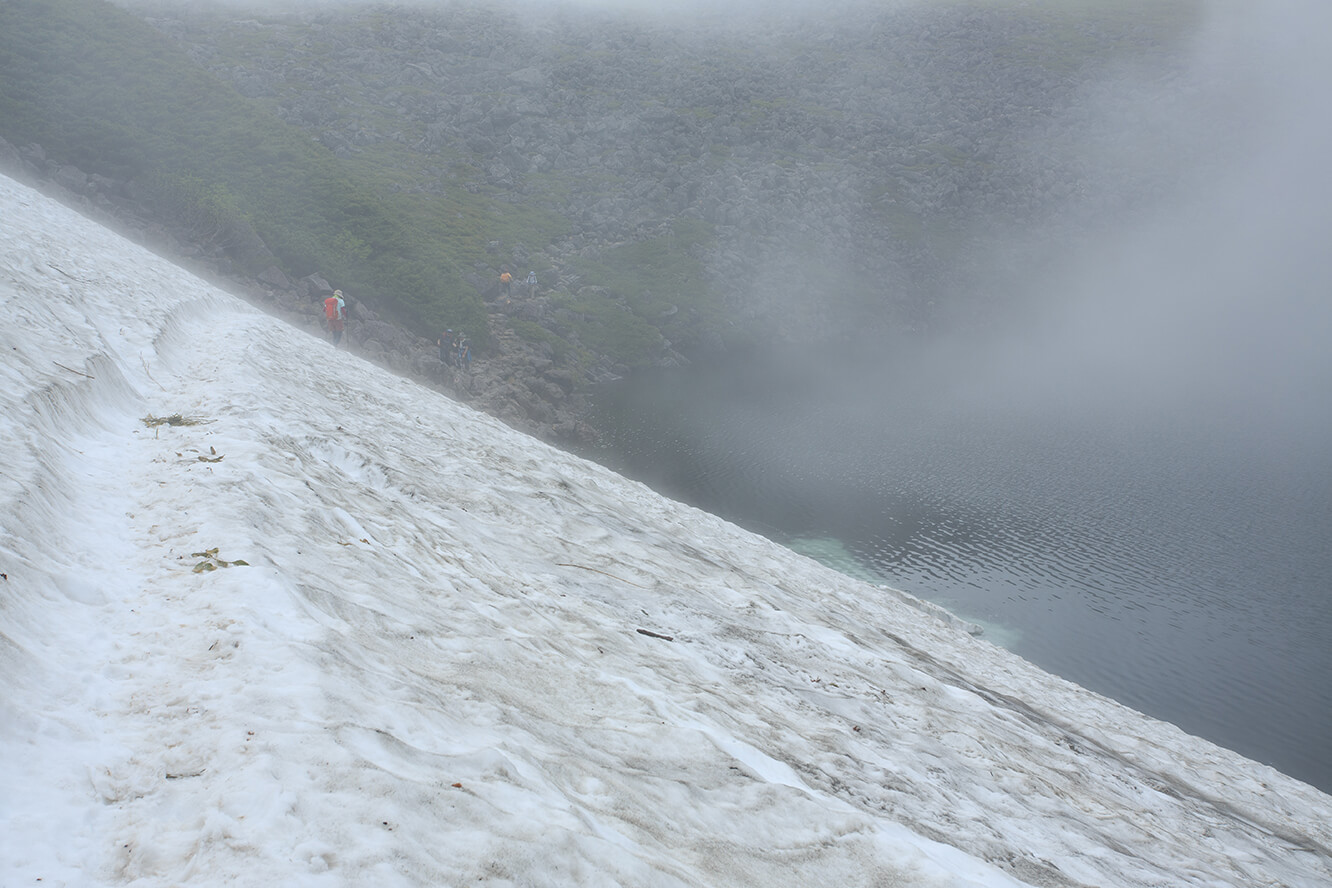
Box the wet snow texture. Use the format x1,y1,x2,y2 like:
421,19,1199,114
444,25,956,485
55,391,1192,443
2,174,1330,886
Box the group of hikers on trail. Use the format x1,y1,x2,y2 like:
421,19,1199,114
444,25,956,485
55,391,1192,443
322,282,502,371
499,269,538,303
437,329,471,369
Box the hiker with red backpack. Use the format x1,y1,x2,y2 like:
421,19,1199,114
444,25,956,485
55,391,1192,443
323,289,346,345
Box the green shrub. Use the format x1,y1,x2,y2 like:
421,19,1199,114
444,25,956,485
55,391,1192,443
568,218,721,355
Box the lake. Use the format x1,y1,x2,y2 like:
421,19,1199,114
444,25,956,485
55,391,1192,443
585,344,1332,794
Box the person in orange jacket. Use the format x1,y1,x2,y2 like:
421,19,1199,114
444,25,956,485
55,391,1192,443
499,270,512,301
323,289,346,345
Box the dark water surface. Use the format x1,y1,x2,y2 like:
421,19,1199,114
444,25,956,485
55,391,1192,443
586,349,1332,794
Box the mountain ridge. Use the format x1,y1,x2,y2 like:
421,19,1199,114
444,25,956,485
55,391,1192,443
1,0,1222,443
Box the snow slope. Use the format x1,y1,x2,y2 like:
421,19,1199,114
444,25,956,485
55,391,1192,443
2,173,1330,886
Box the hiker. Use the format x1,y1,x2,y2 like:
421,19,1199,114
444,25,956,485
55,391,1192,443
437,329,454,364
323,289,346,345
499,270,512,301
457,334,471,370
526,270,537,298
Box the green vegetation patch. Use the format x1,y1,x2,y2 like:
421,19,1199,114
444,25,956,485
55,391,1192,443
0,0,494,339
554,289,665,369
567,218,721,358
509,319,579,365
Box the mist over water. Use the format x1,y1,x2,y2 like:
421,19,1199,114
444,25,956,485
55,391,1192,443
1013,0,1328,434
592,0,1332,791
117,0,1331,788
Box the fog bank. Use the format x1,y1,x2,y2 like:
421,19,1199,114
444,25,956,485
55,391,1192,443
799,0,1332,475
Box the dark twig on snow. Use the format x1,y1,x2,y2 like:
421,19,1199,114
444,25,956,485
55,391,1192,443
53,361,94,379
556,562,647,588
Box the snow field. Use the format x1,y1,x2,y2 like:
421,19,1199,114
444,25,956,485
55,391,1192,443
2,173,1331,886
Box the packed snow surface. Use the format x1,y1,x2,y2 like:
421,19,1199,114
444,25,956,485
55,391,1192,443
2,174,1330,886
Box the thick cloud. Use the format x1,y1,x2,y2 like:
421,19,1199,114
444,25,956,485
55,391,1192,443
916,0,1332,463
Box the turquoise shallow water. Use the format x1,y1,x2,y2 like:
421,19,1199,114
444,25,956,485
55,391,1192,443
586,353,1332,794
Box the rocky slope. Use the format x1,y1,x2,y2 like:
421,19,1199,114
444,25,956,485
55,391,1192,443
141,0,1219,332
12,0,1236,445
0,133,600,444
